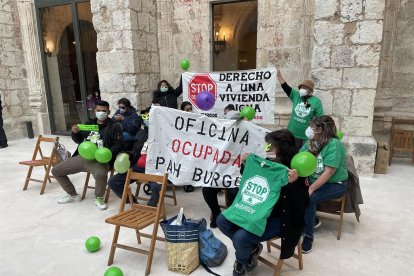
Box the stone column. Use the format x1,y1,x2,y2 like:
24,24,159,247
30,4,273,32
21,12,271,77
91,0,160,111
16,0,50,134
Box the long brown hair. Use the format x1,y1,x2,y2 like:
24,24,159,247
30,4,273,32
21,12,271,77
309,115,338,154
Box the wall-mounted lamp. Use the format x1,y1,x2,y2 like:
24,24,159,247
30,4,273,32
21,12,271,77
45,46,52,57
214,31,226,55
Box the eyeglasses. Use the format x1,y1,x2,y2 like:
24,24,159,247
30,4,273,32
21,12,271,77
118,106,126,109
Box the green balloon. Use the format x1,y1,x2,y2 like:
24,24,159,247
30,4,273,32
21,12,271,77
114,153,131,174
104,266,124,276
78,141,97,160
240,106,256,121
180,59,190,70
290,152,317,177
85,236,100,252
95,147,112,164
337,130,344,141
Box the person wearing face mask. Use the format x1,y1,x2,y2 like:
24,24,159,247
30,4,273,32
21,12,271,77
52,101,123,210
112,98,140,143
276,70,324,150
216,130,309,276
300,115,348,254
152,76,183,109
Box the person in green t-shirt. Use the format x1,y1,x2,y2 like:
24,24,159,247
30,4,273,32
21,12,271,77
277,70,324,149
300,115,348,254
216,130,310,276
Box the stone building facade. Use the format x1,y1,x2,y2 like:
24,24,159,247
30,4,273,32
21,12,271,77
0,0,413,176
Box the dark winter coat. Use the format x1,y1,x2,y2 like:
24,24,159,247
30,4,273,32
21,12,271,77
152,77,183,109
71,118,123,165
112,106,141,136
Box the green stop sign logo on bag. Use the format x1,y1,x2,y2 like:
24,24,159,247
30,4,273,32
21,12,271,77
241,176,270,206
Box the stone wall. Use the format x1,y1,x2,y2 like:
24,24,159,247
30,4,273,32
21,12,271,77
91,0,160,111
374,0,414,140
158,0,383,175
0,0,33,139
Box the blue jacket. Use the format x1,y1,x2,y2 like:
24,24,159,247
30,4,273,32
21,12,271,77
112,106,141,136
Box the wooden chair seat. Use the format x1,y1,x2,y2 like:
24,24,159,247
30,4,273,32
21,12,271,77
19,135,60,194
106,206,161,229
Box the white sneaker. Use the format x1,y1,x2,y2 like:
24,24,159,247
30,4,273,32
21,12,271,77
94,197,107,210
58,194,81,204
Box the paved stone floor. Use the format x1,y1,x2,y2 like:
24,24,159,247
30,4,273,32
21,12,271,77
0,136,413,275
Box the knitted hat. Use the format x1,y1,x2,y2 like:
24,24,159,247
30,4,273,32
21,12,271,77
299,80,314,92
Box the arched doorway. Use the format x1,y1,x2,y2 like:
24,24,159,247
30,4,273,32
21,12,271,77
36,1,98,134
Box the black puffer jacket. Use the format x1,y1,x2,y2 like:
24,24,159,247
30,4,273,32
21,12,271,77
71,118,123,165
153,77,183,109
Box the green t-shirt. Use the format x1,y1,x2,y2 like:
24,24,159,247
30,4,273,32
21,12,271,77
288,89,324,139
300,138,348,183
222,154,288,236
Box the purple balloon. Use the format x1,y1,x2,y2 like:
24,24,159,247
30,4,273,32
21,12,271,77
196,91,215,111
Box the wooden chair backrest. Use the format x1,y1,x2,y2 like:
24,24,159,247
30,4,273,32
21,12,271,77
119,170,169,214
390,118,414,151
31,135,59,161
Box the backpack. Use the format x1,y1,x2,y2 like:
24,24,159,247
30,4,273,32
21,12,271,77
198,219,228,270
54,141,71,162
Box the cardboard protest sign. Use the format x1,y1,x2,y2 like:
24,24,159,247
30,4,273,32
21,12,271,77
145,106,269,188
182,68,276,124
77,124,99,131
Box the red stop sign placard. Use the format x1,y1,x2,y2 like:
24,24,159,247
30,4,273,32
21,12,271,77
188,74,217,108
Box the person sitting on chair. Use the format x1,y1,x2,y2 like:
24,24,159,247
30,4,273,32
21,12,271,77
216,129,309,276
52,101,123,210
300,115,348,254
113,98,140,143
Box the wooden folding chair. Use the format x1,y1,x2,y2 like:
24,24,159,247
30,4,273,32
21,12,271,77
135,180,177,206
389,118,414,165
318,195,346,240
19,135,60,194
105,170,168,276
258,237,303,276
81,167,114,203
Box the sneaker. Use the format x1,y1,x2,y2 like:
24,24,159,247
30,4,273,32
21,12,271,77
302,236,313,254
314,217,322,229
58,194,81,204
94,197,107,210
233,260,246,276
245,243,263,272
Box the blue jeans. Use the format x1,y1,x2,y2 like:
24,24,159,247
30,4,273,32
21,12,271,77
217,214,282,264
107,164,159,206
303,180,348,238
123,132,136,142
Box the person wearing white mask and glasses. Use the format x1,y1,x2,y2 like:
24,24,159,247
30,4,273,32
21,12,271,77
276,70,324,150
152,76,183,109
52,101,123,211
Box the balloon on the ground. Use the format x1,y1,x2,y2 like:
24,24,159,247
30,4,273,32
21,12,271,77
240,106,256,121
85,236,101,252
104,266,124,276
114,153,130,174
78,141,97,160
196,91,215,111
337,130,344,140
290,152,317,177
180,59,190,70
95,147,112,164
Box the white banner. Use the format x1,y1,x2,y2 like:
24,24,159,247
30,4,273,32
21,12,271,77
182,67,276,124
146,106,269,188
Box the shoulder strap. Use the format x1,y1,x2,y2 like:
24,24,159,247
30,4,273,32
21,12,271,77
200,261,221,276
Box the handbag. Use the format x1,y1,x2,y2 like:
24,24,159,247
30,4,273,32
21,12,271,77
160,210,200,275
54,141,71,162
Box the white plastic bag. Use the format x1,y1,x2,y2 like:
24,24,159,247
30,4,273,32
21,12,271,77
171,207,184,226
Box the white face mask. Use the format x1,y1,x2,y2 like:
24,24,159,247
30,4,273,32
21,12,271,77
299,88,308,97
160,86,168,93
96,111,108,121
305,126,315,140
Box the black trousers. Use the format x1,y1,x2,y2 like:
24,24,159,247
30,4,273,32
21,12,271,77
0,113,7,146
202,187,239,218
